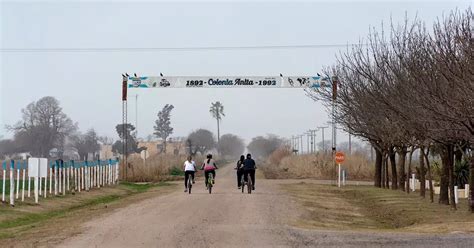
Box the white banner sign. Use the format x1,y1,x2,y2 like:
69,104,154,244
127,76,331,89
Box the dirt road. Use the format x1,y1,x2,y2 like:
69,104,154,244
57,164,474,248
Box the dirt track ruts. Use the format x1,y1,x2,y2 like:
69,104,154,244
57,164,474,248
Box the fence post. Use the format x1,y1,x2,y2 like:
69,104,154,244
454,186,459,204
49,161,53,194
3,160,7,202
34,158,39,204
28,160,31,198
10,160,15,206
22,160,26,201
15,161,20,199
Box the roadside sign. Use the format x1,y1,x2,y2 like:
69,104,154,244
335,152,345,164
140,150,149,160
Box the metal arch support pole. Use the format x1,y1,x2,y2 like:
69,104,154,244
122,74,128,182
331,76,338,186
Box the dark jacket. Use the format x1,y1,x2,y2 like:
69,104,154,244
243,158,256,170
236,160,245,170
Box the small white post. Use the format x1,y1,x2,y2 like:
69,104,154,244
49,163,53,194
10,161,15,206
28,170,31,198
16,163,20,199
411,174,416,192
79,164,84,192
86,163,89,191
465,184,469,199
67,164,70,191
22,161,26,201
338,164,341,188
54,161,58,195
62,162,66,196
58,163,62,194
454,185,459,204
342,169,346,186
34,158,39,204
96,163,99,187
39,172,42,196
2,161,6,202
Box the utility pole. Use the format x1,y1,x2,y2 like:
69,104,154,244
300,135,304,154
317,126,328,153
306,133,311,153
308,129,318,153
135,94,138,139
348,133,352,155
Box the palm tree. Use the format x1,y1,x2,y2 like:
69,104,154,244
209,101,225,144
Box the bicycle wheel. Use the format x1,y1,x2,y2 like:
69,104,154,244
208,174,213,194
188,177,192,194
248,177,252,194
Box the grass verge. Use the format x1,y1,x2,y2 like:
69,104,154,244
283,182,474,233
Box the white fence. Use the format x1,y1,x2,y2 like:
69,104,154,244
409,175,470,203
1,158,120,206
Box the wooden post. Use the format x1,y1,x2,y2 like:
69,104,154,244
22,161,26,201
2,161,6,202
34,159,39,204
16,161,20,199
54,160,58,195
10,160,15,206
49,161,53,194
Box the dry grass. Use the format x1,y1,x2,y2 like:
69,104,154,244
261,149,373,180
123,154,205,182
284,183,474,233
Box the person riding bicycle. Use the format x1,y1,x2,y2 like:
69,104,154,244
236,155,245,189
243,153,256,190
183,155,196,193
201,154,218,188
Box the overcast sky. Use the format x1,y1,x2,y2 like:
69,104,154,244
1,0,471,146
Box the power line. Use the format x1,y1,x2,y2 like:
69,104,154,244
0,43,363,53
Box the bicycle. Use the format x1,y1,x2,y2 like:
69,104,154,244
241,172,252,194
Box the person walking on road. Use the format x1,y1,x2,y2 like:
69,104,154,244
236,155,245,189
183,155,196,192
243,153,256,190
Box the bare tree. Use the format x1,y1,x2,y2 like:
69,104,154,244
187,129,216,155
9,96,77,157
217,134,245,158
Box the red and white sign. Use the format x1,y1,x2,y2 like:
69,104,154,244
335,152,345,164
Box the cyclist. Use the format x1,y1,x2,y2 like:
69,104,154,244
183,155,196,193
201,154,218,188
243,153,256,190
236,155,245,189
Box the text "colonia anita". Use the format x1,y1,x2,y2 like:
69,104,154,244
208,78,255,86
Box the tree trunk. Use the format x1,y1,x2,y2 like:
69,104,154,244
406,147,414,194
422,148,434,203
448,145,456,210
419,147,426,198
385,155,390,189
374,148,382,187
439,145,450,205
217,118,220,144
398,147,407,191
469,155,474,212
389,148,397,190
163,140,167,153
381,155,385,188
